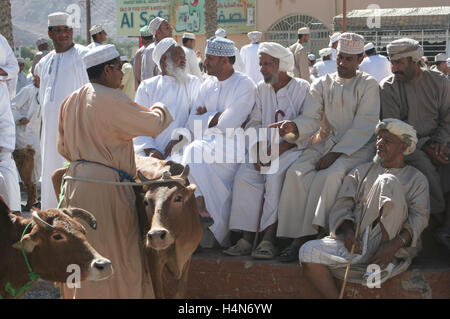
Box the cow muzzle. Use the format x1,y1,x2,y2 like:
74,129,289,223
86,257,113,281
146,228,174,250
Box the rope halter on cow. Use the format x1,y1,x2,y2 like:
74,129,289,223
0,218,40,299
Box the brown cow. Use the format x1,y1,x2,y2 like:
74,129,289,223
0,195,113,299
135,156,202,299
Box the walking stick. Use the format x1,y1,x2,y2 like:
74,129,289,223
252,109,286,252
339,198,366,299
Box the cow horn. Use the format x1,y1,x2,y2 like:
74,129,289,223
137,170,150,183
180,165,190,179
31,211,55,230
69,208,98,230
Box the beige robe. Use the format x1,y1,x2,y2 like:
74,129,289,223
300,162,430,284
133,45,147,88
58,83,172,299
380,69,450,214
121,62,136,100
289,42,310,82
277,71,380,239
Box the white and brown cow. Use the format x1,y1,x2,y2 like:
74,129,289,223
135,156,202,299
0,195,113,299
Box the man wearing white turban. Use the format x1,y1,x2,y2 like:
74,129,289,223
300,119,430,299
134,38,200,161
240,31,264,84
224,42,311,259
380,38,450,249
329,32,341,61
141,17,173,81
311,47,337,79
289,27,311,82
36,12,90,210
180,37,256,248
358,42,392,83
273,33,380,262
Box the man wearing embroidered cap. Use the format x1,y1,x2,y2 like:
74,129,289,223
329,32,341,61
274,32,380,262
87,24,107,49
141,17,173,81
358,42,392,83
214,28,245,73
380,38,450,248
311,47,337,79
240,31,264,84
431,53,448,78
133,25,154,87
31,37,49,75
225,42,310,259
58,44,172,299
289,26,310,82
180,36,256,248
182,32,202,79
300,118,430,299
36,12,90,210
134,38,200,161
0,33,21,211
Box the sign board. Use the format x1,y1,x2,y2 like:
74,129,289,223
116,0,255,37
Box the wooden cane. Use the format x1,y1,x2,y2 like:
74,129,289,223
252,109,286,252
339,198,366,299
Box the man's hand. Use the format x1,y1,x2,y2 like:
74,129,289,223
196,106,207,115
0,68,7,76
18,118,30,125
144,148,164,160
423,143,450,166
164,137,182,158
268,120,299,139
315,152,342,171
369,240,402,268
208,112,222,128
338,220,362,254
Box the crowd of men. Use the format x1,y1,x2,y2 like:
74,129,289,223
0,11,449,299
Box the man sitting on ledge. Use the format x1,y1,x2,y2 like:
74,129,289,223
300,119,430,299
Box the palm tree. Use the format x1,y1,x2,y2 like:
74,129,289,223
0,0,14,47
204,0,217,39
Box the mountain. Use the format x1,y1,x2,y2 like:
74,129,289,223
11,0,131,46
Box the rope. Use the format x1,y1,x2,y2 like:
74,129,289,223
0,222,40,299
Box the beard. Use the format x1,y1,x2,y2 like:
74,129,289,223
264,71,279,85
166,60,188,84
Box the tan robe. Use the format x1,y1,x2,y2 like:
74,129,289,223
277,71,380,239
380,69,450,214
289,42,310,82
300,162,430,284
58,83,172,299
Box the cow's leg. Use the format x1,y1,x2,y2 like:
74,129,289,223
148,252,166,299
174,258,192,299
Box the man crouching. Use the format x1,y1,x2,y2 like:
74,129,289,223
300,118,430,298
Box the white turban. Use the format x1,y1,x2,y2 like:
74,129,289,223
329,32,341,47
258,42,294,73
337,33,365,55
387,38,423,63
298,27,310,35
248,31,262,44
215,28,227,38
364,42,375,52
149,17,166,36
376,118,418,155
152,37,177,72
319,48,332,58
435,53,447,62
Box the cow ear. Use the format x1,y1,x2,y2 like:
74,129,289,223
12,234,39,253
182,184,196,202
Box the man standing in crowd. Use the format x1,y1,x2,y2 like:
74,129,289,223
289,27,310,82
87,24,107,49
359,42,392,83
141,17,172,81
240,31,264,84
329,32,341,61
35,12,90,210
120,56,135,100
431,53,448,78
0,33,21,212
58,44,172,299
311,47,337,79
275,33,380,262
133,26,154,87
182,32,202,79
32,37,49,75
215,28,245,73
